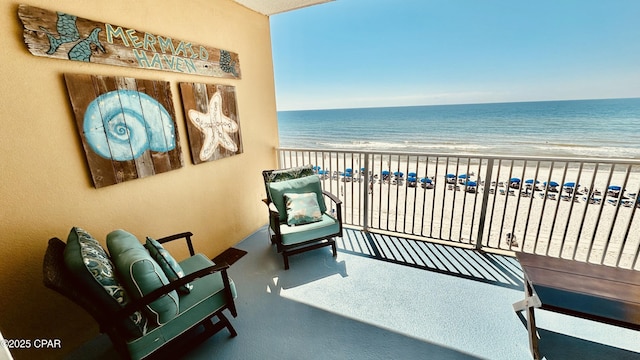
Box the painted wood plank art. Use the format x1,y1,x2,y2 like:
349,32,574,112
179,83,243,164
65,74,184,188
18,4,241,79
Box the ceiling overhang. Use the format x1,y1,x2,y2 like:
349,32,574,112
233,0,333,15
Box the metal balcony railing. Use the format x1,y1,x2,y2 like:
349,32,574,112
276,148,640,270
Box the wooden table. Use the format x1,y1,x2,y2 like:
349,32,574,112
513,252,640,359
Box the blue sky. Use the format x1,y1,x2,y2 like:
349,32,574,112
270,0,640,110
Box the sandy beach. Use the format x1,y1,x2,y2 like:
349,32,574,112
281,152,640,270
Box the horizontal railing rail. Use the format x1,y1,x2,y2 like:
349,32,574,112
276,147,640,271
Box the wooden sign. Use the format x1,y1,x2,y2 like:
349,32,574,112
65,73,184,188
18,5,241,79
179,83,243,164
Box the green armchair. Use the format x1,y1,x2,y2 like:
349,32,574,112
262,165,343,269
43,227,237,359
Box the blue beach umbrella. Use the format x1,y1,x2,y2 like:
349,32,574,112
510,178,521,183
407,176,417,182
394,171,404,178
564,182,577,187
525,179,539,184
420,177,432,183
465,181,477,187
381,170,390,176
446,174,456,178
458,174,468,179
408,172,417,178
318,170,327,175
544,181,559,187
312,166,321,171
608,185,622,191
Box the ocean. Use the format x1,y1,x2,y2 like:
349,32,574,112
277,98,640,159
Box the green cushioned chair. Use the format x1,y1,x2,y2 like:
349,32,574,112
262,165,343,269
43,228,237,360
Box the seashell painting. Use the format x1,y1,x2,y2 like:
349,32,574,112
179,83,243,165
65,73,183,188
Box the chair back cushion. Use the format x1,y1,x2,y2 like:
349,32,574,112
267,174,327,222
63,227,147,338
107,230,180,325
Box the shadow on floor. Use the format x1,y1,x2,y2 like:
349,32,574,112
338,228,524,290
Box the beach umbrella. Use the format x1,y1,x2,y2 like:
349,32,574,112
394,171,404,178
525,179,539,184
510,178,521,183
408,172,417,178
608,185,622,191
381,170,390,176
465,181,477,187
564,182,577,187
446,174,456,178
458,174,468,179
420,178,432,183
407,176,417,182
345,168,353,173
312,165,321,171
317,170,327,175
544,181,559,187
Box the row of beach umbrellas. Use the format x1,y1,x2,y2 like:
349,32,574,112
314,167,626,195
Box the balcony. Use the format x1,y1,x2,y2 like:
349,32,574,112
69,226,640,359
276,147,640,271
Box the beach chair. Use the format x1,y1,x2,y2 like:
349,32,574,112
262,165,343,270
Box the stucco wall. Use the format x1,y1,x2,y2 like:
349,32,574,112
0,0,278,358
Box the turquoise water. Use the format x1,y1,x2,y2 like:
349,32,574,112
277,98,640,158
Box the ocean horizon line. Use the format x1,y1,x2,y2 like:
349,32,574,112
277,96,640,113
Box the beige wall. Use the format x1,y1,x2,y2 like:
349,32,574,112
0,0,278,358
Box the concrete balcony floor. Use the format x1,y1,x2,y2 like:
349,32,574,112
71,227,640,360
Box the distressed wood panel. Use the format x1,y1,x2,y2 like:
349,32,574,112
65,74,184,188
19,4,241,79
179,83,243,165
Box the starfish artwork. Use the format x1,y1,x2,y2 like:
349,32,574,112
188,91,239,161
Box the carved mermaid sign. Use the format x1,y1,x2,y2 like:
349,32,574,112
65,73,184,188
18,4,241,78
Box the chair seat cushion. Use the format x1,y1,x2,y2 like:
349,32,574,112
126,254,236,360
279,213,340,246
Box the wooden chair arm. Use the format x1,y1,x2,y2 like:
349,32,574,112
155,232,195,256
322,190,342,206
115,262,232,320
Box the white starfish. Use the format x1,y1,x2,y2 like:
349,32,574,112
188,92,239,161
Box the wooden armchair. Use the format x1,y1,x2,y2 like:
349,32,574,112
262,165,343,269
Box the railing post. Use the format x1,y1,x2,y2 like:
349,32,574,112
362,153,370,231
475,157,494,250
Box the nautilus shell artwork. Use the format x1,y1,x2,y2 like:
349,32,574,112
179,83,243,165
83,90,175,161
65,74,183,188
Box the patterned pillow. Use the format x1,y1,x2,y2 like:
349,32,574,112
284,192,323,225
63,227,147,338
145,237,193,294
266,164,315,183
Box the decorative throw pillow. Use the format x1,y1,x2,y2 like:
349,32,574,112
284,192,323,225
145,237,193,294
63,227,147,338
